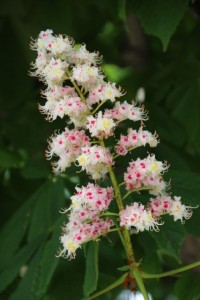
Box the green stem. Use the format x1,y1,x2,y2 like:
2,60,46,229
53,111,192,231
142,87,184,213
113,219,126,250
71,79,86,103
89,273,128,299
123,186,153,200
101,212,119,217
115,118,127,124
91,100,107,115
113,153,120,159
132,269,150,300
66,70,87,105
141,260,200,279
107,165,124,211
99,138,149,299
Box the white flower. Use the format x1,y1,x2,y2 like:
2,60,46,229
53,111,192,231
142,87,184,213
169,197,193,222
77,146,113,180
87,82,124,105
72,44,100,65
72,64,101,84
51,35,74,56
87,111,116,138
120,203,161,233
42,58,68,85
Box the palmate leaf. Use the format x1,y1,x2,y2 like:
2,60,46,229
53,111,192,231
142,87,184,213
137,232,162,274
0,177,67,298
131,0,189,51
9,217,64,300
33,216,65,299
0,235,44,293
175,272,200,300
0,148,24,169
83,241,99,299
6,190,66,299
9,244,45,300
28,178,66,242
150,215,186,262
0,195,34,271
172,81,200,154
44,253,85,300
167,170,200,236
167,170,200,206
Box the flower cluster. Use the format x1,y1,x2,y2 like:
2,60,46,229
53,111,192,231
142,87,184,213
46,128,90,173
87,82,124,106
59,184,114,258
124,155,168,195
119,202,161,233
105,101,148,122
77,145,113,180
40,86,88,125
120,196,194,232
148,195,194,222
115,127,158,156
30,30,195,259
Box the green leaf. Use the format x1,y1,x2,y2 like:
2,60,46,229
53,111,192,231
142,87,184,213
167,170,200,236
0,235,44,293
118,0,128,30
10,244,45,300
138,232,162,274
44,255,85,300
21,159,50,179
149,105,186,148
151,215,186,262
175,273,200,300
28,178,66,242
132,0,189,50
0,148,24,169
0,196,34,271
89,272,127,300
172,80,200,153
0,178,66,272
103,64,131,83
118,0,126,22
167,170,200,206
83,241,99,298
33,216,65,298
117,265,130,272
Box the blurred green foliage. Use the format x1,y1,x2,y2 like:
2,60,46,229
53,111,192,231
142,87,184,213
1,0,200,299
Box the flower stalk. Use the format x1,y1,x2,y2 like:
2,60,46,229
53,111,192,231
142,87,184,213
141,260,200,279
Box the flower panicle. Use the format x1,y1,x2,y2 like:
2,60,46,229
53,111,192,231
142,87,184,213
30,29,196,259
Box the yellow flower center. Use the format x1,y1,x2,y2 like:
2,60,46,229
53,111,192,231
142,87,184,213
102,119,112,129
78,155,87,165
66,242,76,251
149,162,158,172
